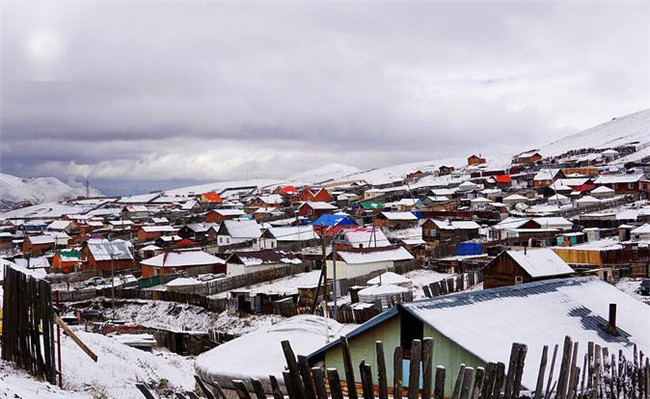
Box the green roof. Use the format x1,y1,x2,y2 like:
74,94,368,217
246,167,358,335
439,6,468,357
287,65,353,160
360,201,383,210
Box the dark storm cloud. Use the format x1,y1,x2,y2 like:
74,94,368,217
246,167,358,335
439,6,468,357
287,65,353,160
1,1,648,182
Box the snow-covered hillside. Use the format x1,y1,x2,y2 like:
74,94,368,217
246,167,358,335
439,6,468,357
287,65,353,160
540,109,650,159
287,163,361,184
0,173,103,211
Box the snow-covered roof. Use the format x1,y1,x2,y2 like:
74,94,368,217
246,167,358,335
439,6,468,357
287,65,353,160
166,277,201,287
470,197,492,204
402,277,650,391
576,195,600,203
358,284,409,298
300,201,337,210
47,220,73,230
503,194,528,202
141,250,225,267
430,219,480,231
505,248,574,278
590,185,615,194
139,244,161,251
222,220,262,239
342,227,391,248
533,169,560,181
367,271,412,286
139,225,176,233
379,211,418,221
210,208,246,216
532,217,572,228
267,226,319,241
336,246,414,264
27,234,56,245
195,315,351,390
631,223,650,235
87,240,134,261
594,174,644,184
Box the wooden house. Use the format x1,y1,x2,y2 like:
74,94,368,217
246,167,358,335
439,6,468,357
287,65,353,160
52,250,82,273
121,205,149,220
307,277,650,397
136,225,177,242
532,169,562,188
46,220,79,235
199,192,223,209
593,173,644,194
140,249,226,278
82,239,134,272
467,155,486,166
22,235,56,256
325,245,414,279
225,249,301,276
422,219,480,243
295,187,332,204
297,202,337,221
204,209,246,224
514,150,542,164
483,248,574,289
260,225,319,250
438,165,455,175
374,212,418,229
216,220,262,248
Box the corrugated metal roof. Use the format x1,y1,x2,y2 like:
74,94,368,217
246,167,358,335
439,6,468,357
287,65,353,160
222,220,262,239
88,240,134,261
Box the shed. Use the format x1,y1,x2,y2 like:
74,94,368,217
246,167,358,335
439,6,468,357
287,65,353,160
483,248,574,289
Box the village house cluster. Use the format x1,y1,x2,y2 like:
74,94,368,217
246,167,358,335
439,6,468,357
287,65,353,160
2,143,650,398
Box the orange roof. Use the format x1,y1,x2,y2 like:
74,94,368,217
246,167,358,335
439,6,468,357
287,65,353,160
200,192,223,203
494,175,513,183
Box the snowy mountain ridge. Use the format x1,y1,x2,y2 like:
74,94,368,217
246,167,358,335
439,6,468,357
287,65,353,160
0,173,103,211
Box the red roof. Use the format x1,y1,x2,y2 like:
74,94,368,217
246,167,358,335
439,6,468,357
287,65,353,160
494,175,513,183
279,186,298,195
176,239,196,247
572,184,596,192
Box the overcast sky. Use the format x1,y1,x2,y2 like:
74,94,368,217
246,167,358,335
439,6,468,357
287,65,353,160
1,1,649,193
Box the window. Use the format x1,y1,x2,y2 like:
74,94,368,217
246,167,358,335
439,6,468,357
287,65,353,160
628,183,634,189
515,276,523,285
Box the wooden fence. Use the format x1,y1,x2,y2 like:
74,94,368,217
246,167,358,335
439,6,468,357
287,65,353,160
139,335,650,399
422,272,484,298
1,265,57,384
53,263,309,305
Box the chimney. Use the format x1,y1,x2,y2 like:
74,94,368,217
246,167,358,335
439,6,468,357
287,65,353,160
608,303,618,335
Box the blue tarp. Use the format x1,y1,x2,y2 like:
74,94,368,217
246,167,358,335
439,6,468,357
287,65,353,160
311,214,357,227
456,242,483,256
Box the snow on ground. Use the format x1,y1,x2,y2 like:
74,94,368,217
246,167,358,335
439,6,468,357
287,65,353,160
287,163,361,184
616,277,650,305
0,173,102,207
0,359,92,399
60,329,194,399
540,109,650,158
404,269,455,299
0,329,194,399
82,299,284,336
210,270,322,299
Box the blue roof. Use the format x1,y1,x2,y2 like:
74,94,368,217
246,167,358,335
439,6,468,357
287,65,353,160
311,214,357,227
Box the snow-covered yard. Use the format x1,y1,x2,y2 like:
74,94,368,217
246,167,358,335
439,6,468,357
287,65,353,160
616,277,650,305
79,298,286,336
0,329,195,399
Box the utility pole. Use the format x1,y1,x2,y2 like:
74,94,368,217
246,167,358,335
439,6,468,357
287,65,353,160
331,234,338,320
311,224,328,314
110,248,116,321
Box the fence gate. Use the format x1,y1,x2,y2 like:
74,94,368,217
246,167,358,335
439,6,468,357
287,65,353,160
1,265,57,384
